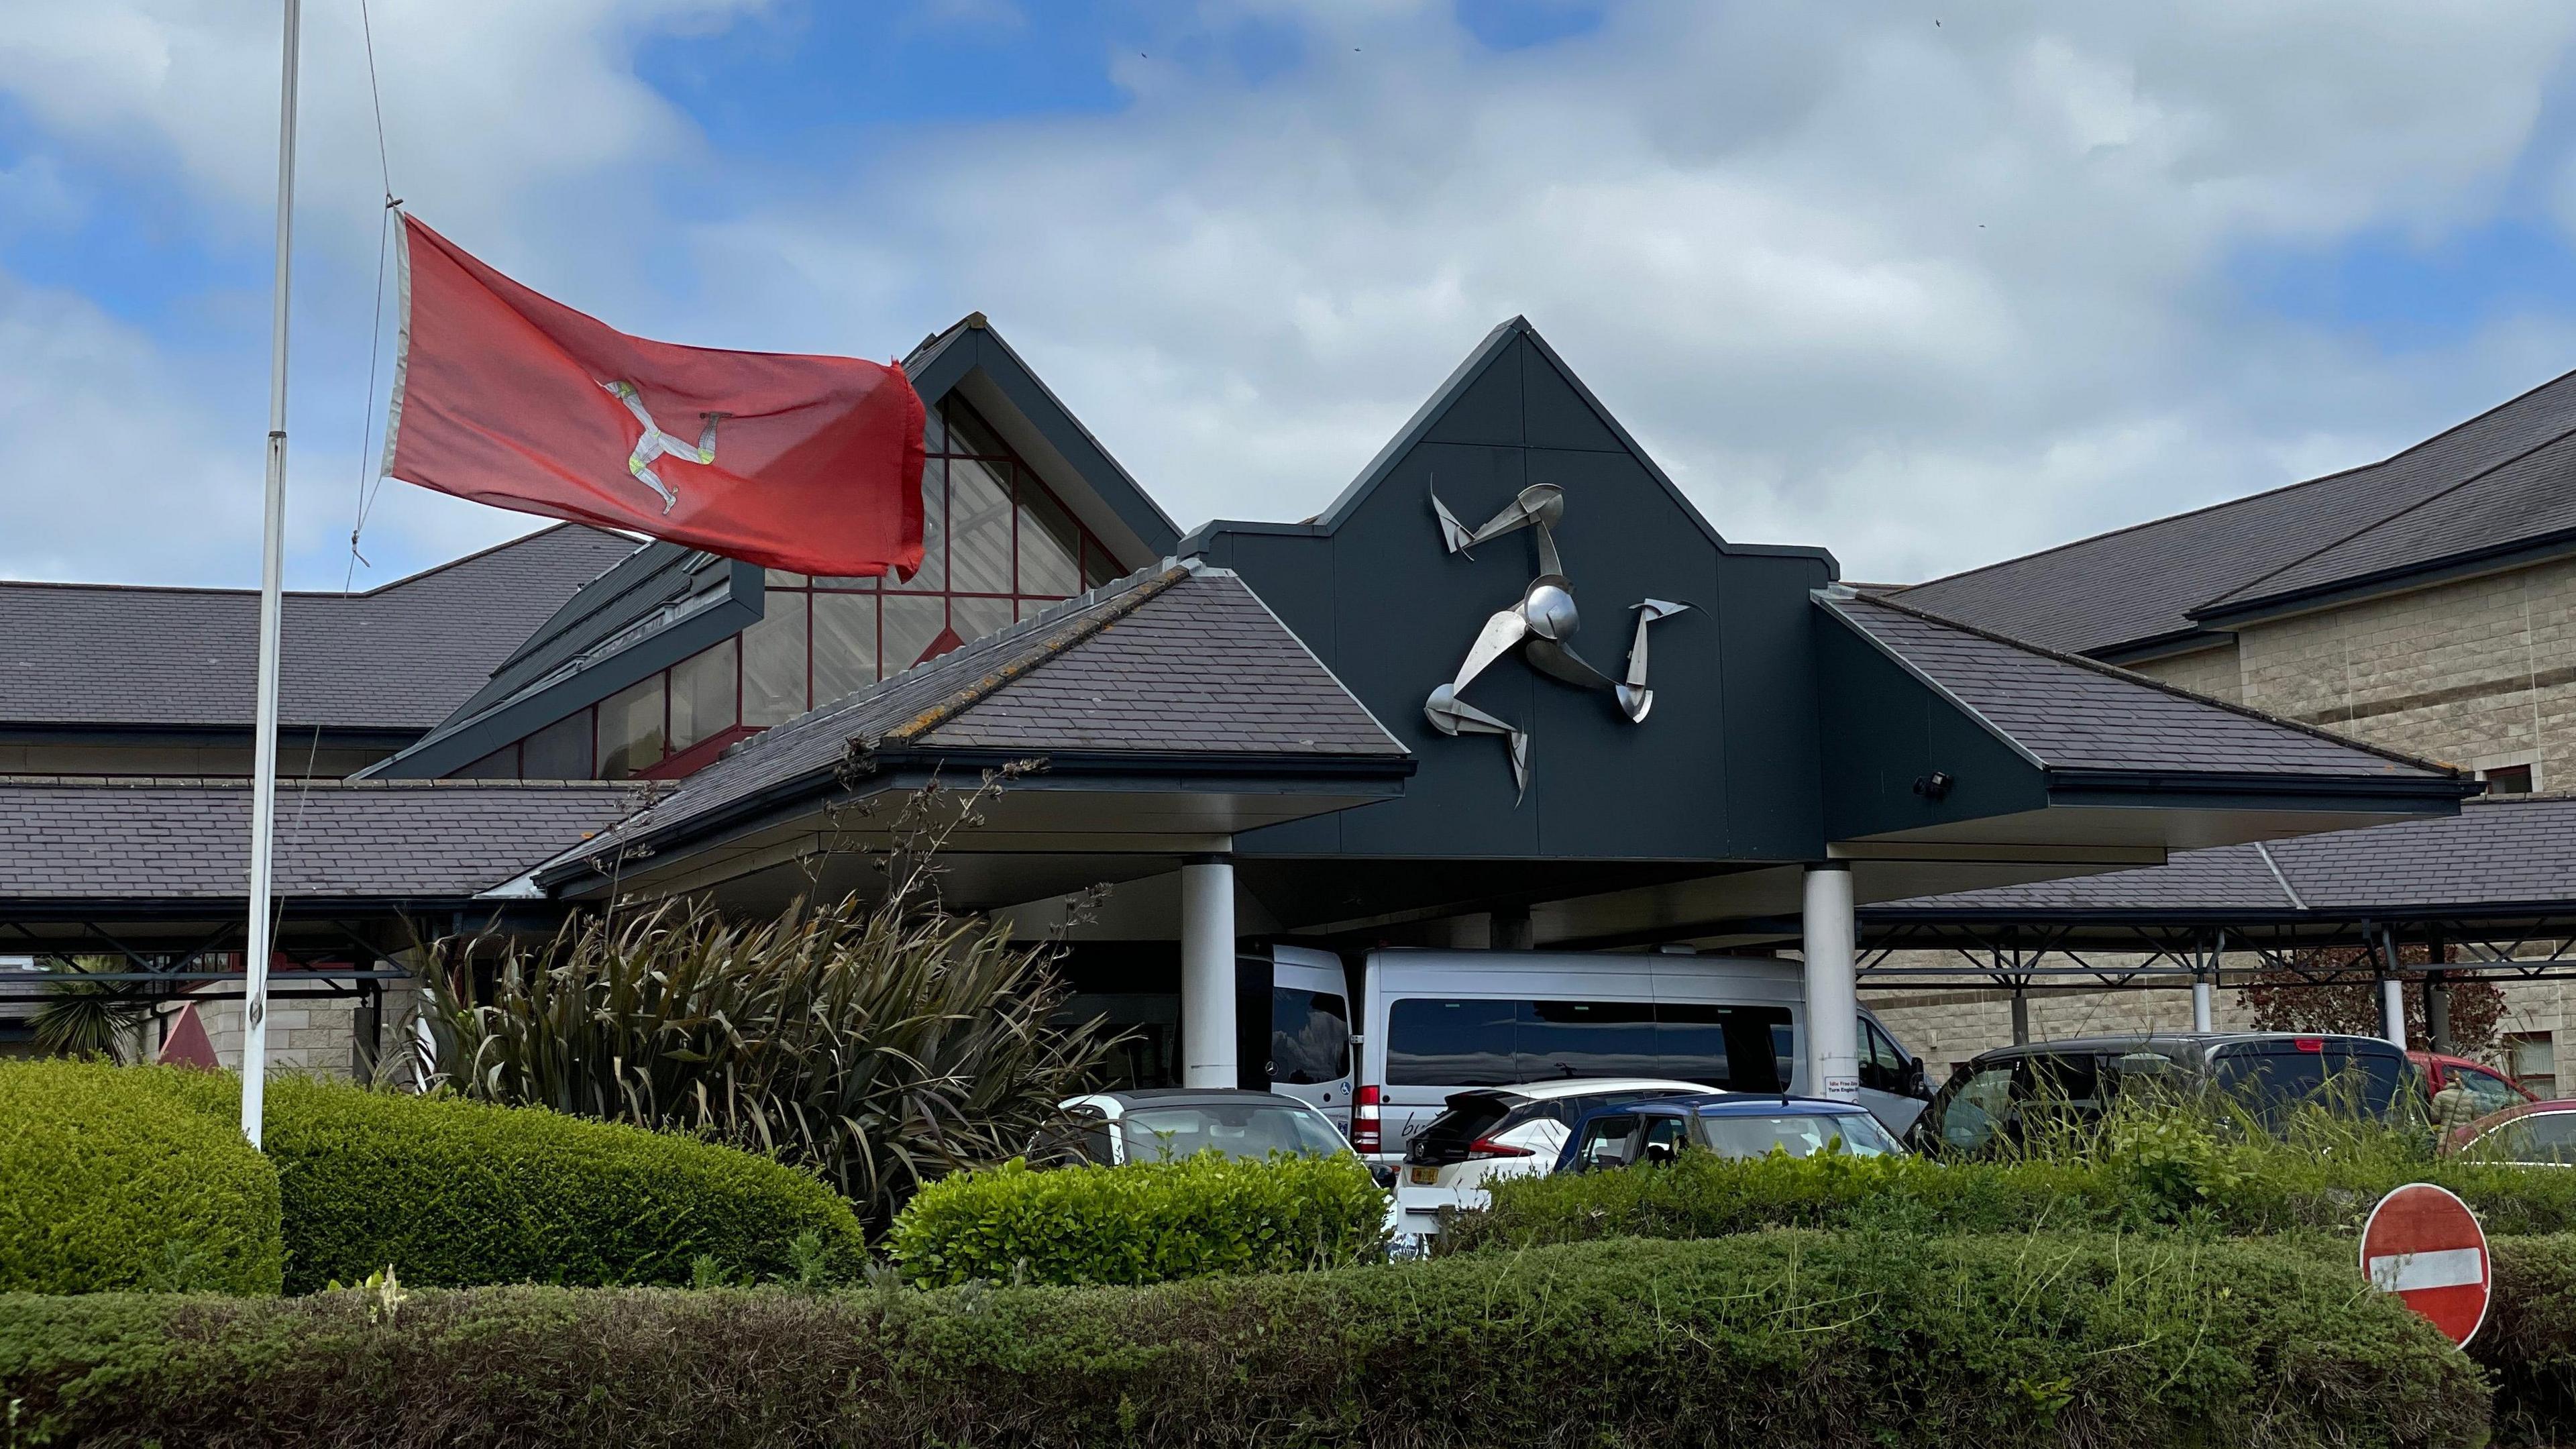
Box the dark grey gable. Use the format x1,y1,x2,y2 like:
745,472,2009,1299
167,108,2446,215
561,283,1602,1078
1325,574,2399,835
1184,317,1839,865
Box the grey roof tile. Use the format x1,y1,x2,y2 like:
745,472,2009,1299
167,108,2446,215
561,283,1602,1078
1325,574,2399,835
0,778,645,900
1874,795,2576,915
1826,593,2454,779
1895,366,2576,654
574,564,1405,857
0,526,639,732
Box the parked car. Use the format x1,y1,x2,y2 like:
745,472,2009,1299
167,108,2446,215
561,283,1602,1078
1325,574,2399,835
1058,1088,1358,1167
2440,1098,2576,1165
1907,1032,2416,1157
1556,1093,1902,1174
1391,1077,1711,1238
1355,949,1931,1167
2412,1050,2536,1116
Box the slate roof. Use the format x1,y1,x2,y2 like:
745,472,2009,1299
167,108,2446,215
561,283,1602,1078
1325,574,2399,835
1870,794,2576,918
0,778,646,900
1895,366,2576,655
1821,592,2456,780
561,563,1408,861
0,525,639,732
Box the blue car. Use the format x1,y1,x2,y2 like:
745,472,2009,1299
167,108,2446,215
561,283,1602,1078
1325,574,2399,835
1554,1093,1904,1173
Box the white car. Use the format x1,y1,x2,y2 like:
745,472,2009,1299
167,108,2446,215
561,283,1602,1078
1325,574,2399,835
1391,1078,1709,1239
1059,1087,1358,1166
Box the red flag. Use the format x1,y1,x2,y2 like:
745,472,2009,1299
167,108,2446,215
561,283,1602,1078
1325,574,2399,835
383,214,924,578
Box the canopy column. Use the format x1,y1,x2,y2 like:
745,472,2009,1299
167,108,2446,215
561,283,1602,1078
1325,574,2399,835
1181,853,1239,1088
1802,863,1858,1102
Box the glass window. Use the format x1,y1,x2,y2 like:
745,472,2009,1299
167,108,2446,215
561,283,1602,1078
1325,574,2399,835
1386,998,1519,1087
1083,539,1120,591
811,592,879,704
1517,1000,1659,1081
2486,763,2536,796
1271,987,1350,1085
742,590,808,724
1117,1102,1346,1163
880,594,947,676
1929,1063,2015,1154
764,569,807,586
1655,1004,1790,1091
952,594,1012,644
2211,1042,2406,1127
668,638,738,752
945,396,1011,455
1697,1111,1899,1159
2456,1067,2524,1117
596,674,666,780
521,708,593,779
890,460,945,591
1018,482,1082,597
948,458,1014,594
2512,1032,2558,1097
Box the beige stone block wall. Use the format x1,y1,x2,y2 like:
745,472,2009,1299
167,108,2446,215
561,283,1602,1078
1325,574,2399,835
2129,641,2245,704
191,982,419,1082
2232,557,2576,783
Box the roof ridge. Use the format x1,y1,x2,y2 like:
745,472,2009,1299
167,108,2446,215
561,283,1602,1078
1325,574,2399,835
0,774,653,791
1898,362,2576,599
2195,411,2576,614
0,523,633,601
1842,591,2461,779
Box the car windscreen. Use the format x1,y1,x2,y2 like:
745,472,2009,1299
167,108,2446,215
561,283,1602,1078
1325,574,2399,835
1696,1111,1899,1159
1384,998,1790,1091
2465,1110,2576,1165
1118,1102,1349,1163
2210,1042,2408,1126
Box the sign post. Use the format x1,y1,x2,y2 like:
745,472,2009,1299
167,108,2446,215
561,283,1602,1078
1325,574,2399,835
2359,1182,2491,1348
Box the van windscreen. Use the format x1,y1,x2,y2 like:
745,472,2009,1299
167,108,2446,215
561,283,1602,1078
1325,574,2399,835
1385,998,1790,1090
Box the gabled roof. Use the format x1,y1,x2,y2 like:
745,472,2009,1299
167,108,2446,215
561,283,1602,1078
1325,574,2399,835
1868,794,2576,921
0,777,645,901
543,564,1409,875
0,525,637,734
1896,365,2576,655
1821,592,2455,781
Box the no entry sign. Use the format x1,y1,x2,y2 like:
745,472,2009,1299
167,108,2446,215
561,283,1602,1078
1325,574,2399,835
2359,1183,2491,1347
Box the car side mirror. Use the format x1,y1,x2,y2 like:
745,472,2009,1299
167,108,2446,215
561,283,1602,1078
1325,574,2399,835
1904,1056,1933,1099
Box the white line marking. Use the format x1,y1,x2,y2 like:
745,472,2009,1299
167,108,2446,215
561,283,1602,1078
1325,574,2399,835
2367,1248,2485,1293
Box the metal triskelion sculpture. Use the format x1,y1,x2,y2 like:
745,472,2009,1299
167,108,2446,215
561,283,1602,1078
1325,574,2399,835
1424,480,1690,801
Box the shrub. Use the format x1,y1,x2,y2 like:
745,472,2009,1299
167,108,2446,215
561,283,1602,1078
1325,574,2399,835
2480,1234,2576,1446
0,1232,2486,1448
0,1060,281,1295
888,1151,1389,1286
1444,1107,2576,1253
418,871,1118,1231
146,1072,863,1293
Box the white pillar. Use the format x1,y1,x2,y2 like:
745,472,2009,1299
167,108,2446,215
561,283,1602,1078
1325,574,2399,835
2381,975,2409,1051
1180,854,1238,1088
2192,979,2214,1033
1801,863,1859,1102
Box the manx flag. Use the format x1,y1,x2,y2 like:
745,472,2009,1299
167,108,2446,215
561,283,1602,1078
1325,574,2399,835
384,214,925,578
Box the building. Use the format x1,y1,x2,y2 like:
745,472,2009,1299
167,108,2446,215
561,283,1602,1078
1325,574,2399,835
1876,368,2576,1077
0,315,2475,1096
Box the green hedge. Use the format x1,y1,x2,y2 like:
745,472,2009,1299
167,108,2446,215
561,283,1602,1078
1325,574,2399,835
0,1232,2485,1448
1440,1140,2576,1254
2481,1234,2576,1446
140,1072,866,1293
888,1152,1389,1286
0,1061,282,1295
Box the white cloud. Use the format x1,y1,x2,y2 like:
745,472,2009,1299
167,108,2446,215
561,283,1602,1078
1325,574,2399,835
9,0,2576,588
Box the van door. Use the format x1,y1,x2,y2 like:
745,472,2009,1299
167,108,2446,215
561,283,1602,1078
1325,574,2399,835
1263,945,1355,1128
1856,1010,1930,1134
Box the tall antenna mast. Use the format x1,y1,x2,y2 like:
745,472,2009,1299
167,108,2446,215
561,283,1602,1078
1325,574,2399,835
241,0,302,1148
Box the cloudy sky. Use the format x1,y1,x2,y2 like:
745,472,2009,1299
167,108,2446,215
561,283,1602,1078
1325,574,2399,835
7,0,2576,591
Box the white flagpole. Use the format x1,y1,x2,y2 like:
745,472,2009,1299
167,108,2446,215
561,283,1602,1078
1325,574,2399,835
242,0,302,1149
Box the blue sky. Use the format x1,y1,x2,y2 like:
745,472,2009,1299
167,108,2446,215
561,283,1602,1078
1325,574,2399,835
6,0,2576,591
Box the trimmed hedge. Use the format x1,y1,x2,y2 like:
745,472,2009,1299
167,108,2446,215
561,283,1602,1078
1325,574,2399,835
0,1232,2487,1448
2481,1234,2576,1446
888,1152,1389,1286
1440,1140,2576,1254
136,1072,866,1293
0,1061,282,1295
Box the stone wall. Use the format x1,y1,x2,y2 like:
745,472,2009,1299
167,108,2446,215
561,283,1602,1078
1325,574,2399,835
2129,641,2243,704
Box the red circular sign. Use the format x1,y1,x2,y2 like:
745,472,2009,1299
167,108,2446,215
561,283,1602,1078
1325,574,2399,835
2359,1183,2491,1347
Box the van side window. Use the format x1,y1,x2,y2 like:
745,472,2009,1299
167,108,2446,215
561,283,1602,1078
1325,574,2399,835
1271,987,1351,1084
1386,999,1520,1086
1858,1018,1908,1093
1386,998,1794,1090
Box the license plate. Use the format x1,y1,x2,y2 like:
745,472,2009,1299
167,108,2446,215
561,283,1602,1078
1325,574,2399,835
1408,1167,1438,1185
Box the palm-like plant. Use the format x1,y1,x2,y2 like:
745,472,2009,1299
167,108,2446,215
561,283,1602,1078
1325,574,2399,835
414,783,1118,1230
29,957,153,1063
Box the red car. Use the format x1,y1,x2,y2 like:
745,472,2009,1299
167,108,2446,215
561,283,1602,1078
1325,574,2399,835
2439,1098,2576,1165
2412,1051,2534,1116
